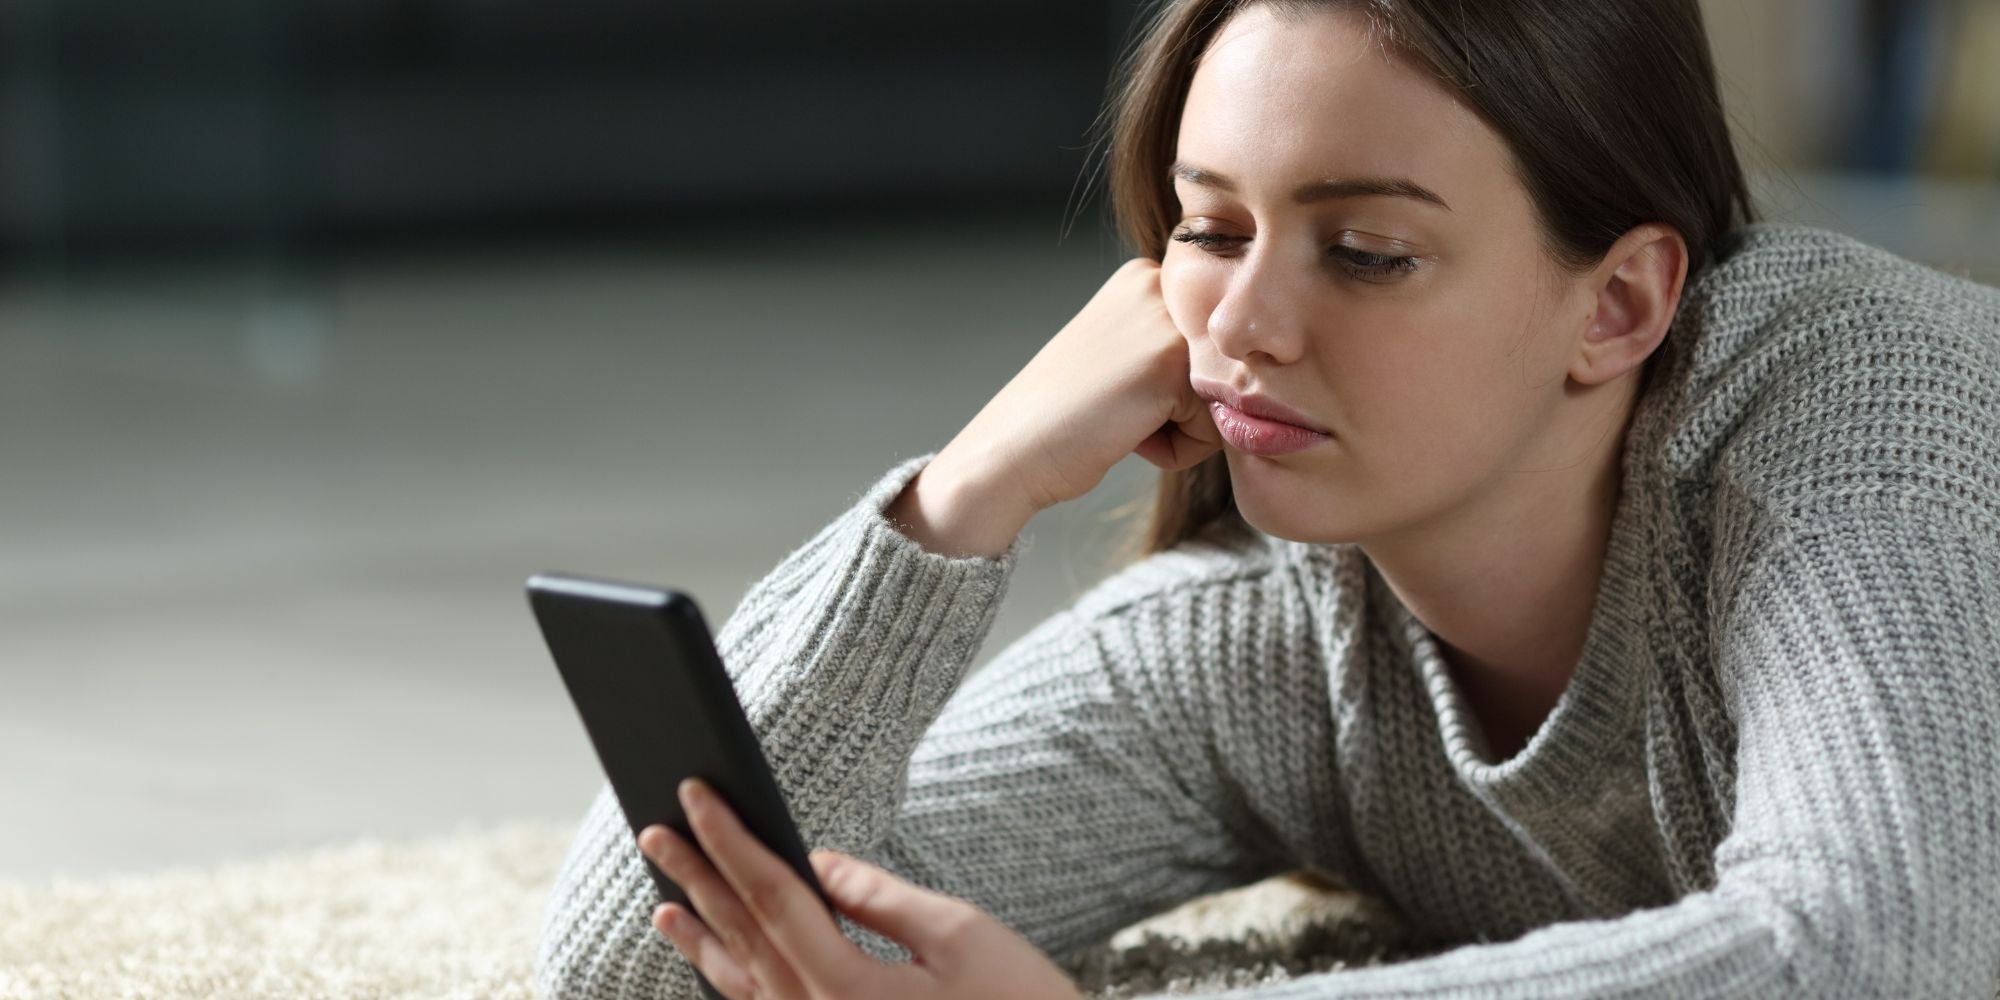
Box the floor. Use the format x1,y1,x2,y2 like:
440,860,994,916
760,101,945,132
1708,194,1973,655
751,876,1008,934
3,169,1994,886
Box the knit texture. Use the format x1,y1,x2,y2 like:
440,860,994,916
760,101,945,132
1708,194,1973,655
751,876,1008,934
534,221,2000,998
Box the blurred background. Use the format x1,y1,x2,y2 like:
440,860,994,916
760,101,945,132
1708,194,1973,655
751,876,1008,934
2,0,1996,884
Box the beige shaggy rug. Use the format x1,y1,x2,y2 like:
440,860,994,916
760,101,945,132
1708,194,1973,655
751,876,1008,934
0,821,1415,999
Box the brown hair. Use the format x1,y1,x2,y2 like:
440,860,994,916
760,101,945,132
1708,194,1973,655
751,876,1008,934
1081,0,1758,568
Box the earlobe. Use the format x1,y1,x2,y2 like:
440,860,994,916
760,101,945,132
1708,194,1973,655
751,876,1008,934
1571,223,1687,387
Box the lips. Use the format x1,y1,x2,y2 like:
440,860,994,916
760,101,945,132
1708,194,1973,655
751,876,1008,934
1189,378,1331,434
1190,377,1333,457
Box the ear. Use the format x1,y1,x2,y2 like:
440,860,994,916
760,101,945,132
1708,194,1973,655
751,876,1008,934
1569,222,1687,387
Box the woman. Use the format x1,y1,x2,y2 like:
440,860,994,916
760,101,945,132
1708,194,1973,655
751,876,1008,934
537,0,2000,997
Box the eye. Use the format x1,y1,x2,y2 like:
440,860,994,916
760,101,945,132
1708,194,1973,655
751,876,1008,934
1334,247,1420,281
1169,229,1244,253
1170,227,1420,282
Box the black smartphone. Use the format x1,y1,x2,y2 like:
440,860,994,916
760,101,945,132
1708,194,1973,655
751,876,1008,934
527,571,833,998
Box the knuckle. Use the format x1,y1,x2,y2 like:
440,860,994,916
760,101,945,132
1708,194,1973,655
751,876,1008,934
937,902,984,945
713,920,747,956
729,967,766,1000
708,912,753,958
653,836,685,874
836,864,883,911
743,877,791,923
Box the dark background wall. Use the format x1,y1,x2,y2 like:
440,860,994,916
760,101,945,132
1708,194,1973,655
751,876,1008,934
6,0,1992,265
0,0,1139,261
3,0,1994,890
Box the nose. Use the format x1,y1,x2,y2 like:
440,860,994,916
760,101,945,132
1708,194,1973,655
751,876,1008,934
1204,245,1308,365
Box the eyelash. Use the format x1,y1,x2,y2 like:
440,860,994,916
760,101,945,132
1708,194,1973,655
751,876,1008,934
1169,229,1420,280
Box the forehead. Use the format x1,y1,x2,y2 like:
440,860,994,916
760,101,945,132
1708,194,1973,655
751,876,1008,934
1177,5,1504,205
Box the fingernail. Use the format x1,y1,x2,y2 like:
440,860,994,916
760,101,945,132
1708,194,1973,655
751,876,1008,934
679,778,704,807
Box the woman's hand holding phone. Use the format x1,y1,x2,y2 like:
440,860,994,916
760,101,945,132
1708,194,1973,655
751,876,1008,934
640,778,1084,1000
887,257,1223,558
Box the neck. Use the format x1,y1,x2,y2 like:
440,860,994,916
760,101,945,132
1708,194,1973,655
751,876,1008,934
1359,377,1638,754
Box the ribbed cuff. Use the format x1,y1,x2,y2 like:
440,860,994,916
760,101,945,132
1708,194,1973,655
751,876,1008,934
724,451,1028,851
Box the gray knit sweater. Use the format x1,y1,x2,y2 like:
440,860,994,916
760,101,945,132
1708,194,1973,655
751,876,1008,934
534,221,2000,998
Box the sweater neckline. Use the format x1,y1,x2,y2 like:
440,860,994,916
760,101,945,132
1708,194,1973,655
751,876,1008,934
1372,434,1655,803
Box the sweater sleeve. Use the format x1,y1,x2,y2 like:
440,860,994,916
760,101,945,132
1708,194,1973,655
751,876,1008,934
1124,502,2000,999
533,452,1289,999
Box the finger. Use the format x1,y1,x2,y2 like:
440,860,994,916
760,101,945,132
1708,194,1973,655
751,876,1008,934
680,780,875,995
806,849,974,959
1133,424,1173,468
1163,426,1224,469
1173,392,1225,446
1135,390,1224,470
652,901,758,1000
639,822,810,998
1134,421,1221,471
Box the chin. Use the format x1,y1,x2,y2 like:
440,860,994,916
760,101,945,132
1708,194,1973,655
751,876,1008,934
1224,451,1362,546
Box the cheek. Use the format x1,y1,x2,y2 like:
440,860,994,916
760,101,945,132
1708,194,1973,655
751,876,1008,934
1336,311,1526,465
1158,254,1212,343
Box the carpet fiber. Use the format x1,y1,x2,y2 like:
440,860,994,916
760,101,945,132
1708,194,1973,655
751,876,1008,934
0,822,1412,999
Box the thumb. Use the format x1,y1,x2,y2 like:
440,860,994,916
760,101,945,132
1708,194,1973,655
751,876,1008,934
811,850,970,956
1170,386,1223,446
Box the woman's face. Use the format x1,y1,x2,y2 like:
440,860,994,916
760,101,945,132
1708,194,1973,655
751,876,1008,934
1162,3,1597,545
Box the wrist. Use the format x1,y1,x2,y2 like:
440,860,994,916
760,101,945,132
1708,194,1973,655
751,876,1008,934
885,447,1035,560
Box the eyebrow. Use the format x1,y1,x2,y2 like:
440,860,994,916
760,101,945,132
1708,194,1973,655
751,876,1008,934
1168,160,1453,212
